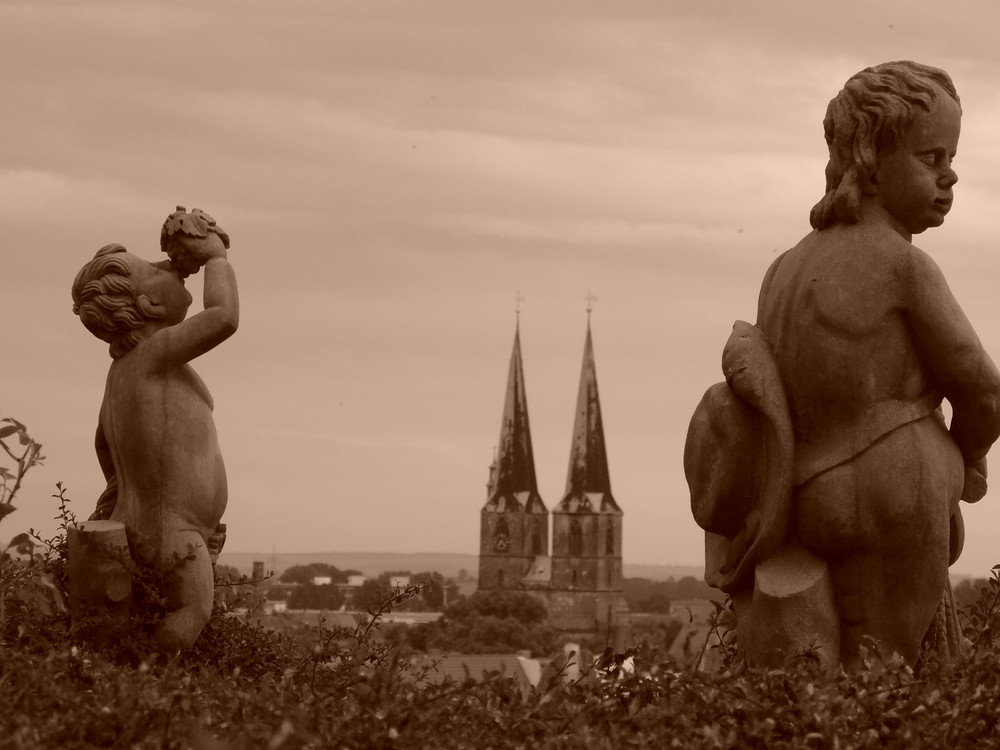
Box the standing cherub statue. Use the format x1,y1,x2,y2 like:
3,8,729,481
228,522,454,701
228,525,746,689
686,61,1000,669
71,206,238,650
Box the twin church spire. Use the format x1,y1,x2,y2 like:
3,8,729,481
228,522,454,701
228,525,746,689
478,308,626,633
484,321,543,512
558,320,620,514
485,315,615,514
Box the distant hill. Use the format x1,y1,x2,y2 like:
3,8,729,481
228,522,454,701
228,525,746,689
625,563,705,581
218,550,703,583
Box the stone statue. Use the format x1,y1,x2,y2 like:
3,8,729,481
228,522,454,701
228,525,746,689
685,61,1000,670
71,206,238,650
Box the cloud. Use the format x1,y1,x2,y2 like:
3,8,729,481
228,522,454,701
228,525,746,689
6,0,1000,573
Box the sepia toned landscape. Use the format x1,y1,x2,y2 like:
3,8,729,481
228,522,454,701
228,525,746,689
7,1,1000,747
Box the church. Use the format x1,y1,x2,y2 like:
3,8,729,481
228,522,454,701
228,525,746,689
477,315,629,640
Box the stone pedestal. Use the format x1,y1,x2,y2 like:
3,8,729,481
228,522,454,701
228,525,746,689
737,544,839,670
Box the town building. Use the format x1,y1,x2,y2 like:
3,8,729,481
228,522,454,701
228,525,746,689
478,315,629,642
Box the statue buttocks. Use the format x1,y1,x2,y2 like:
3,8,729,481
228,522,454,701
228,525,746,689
686,61,1000,670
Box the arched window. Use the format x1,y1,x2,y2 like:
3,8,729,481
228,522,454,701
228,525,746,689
571,570,578,589
569,519,583,556
606,523,615,555
497,569,505,588
493,518,510,554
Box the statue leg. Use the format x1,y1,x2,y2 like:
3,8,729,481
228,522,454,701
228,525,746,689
154,528,215,651
796,419,961,668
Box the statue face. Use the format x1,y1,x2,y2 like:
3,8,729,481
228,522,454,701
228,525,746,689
129,254,193,325
874,91,961,237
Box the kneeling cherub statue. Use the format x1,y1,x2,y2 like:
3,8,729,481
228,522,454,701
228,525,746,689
71,206,238,650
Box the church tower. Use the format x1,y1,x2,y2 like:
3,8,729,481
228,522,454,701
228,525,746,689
549,317,624,631
478,320,549,591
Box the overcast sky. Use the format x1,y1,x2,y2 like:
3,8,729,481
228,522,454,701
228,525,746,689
5,1,1000,576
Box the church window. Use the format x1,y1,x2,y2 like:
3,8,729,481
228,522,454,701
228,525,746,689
571,570,578,588
606,524,615,555
531,522,542,555
493,518,510,554
569,519,583,556
498,569,505,588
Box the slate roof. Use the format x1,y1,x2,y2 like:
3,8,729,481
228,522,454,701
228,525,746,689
484,323,547,514
556,322,621,515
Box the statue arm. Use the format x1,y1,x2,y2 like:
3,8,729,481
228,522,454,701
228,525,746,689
906,247,1000,463
148,257,239,369
90,424,118,521
95,423,114,482
755,252,786,325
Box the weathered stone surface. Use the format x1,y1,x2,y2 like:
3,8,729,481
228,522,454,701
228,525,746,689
737,545,839,671
71,206,238,650
67,520,132,635
686,61,1000,670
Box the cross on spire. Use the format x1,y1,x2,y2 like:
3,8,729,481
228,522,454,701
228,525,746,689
515,290,525,322
585,291,598,320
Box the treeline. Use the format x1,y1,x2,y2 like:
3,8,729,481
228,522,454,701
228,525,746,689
273,564,455,612
392,590,559,657
262,563,723,615
622,576,720,613
387,591,687,658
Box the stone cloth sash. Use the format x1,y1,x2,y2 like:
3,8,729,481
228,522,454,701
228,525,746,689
792,394,942,488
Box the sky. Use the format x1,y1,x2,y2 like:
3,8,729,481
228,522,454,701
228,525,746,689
4,0,1000,577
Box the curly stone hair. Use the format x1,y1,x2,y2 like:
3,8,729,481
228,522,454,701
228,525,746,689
71,243,147,359
809,60,960,231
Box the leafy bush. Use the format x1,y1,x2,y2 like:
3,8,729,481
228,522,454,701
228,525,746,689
1,417,66,654
10,586,1000,748
0,416,45,527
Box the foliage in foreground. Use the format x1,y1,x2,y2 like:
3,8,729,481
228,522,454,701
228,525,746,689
6,557,1000,748
4,604,1000,749
4,419,1000,748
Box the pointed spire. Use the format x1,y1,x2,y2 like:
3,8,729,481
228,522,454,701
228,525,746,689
559,318,620,513
489,320,539,502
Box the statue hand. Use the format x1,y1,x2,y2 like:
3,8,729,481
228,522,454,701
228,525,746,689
166,233,228,277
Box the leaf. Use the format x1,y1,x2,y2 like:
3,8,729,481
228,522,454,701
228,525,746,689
15,573,67,617
8,532,31,547
9,532,33,556
0,504,16,520
0,426,18,439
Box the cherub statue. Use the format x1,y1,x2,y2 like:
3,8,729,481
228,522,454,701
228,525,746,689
71,206,238,650
686,62,1000,669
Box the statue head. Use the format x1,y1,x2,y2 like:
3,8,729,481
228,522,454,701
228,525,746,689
72,244,191,359
72,244,147,359
809,61,960,231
